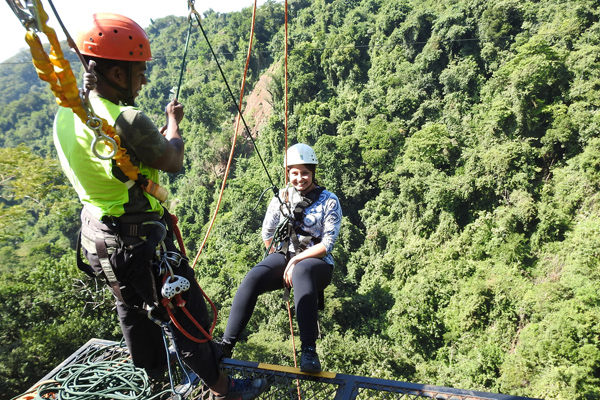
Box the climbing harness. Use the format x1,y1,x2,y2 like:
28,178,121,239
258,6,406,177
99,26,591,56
77,207,217,395
270,186,326,257
7,0,168,202
271,185,327,313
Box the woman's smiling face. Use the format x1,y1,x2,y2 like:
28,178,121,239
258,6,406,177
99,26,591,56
288,164,314,194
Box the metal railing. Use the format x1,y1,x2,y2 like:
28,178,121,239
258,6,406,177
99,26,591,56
34,339,539,400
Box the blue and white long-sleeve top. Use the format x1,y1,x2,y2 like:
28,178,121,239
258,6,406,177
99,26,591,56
262,185,342,266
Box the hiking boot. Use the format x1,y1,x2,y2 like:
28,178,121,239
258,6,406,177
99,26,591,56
214,338,234,359
300,346,321,373
210,377,269,400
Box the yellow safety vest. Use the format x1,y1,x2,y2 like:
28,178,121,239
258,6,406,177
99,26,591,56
53,96,163,219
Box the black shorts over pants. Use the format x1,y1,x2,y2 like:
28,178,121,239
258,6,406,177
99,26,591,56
79,207,221,385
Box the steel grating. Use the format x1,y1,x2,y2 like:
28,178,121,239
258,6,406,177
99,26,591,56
30,339,540,400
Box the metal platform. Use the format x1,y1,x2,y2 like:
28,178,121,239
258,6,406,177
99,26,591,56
29,339,539,400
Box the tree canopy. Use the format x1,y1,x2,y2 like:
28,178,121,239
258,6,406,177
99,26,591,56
1,0,600,399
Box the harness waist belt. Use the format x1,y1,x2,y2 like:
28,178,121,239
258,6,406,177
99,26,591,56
81,208,164,254
83,208,162,235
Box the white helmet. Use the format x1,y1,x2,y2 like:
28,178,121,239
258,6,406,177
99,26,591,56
285,143,318,167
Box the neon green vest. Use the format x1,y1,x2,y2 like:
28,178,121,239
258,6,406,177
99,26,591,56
53,96,162,219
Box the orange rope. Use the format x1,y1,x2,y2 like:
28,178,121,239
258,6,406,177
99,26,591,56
190,0,259,269
283,0,300,386
284,0,289,186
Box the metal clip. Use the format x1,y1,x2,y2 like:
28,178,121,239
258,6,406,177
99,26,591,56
146,304,169,327
90,133,118,160
187,0,201,27
164,251,185,269
141,220,168,243
6,0,42,32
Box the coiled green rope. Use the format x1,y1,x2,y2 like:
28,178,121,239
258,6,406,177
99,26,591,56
31,356,169,400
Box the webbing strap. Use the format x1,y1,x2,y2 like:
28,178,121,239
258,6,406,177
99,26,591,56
94,234,127,306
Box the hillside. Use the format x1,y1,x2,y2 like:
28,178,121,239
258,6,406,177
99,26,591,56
1,0,600,399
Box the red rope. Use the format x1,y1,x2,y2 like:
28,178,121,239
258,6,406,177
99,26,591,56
161,287,217,344
162,216,217,343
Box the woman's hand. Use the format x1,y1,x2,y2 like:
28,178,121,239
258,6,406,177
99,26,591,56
283,244,327,287
283,258,298,287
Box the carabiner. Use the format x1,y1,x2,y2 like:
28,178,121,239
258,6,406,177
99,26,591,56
142,220,168,244
6,0,41,32
146,304,169,327
164,251,185,269
187,0,201,27
90,131,118,160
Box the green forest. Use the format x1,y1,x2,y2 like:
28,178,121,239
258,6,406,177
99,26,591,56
2,0,600,398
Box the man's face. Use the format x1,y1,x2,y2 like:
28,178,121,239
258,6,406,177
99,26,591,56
129,61,148,98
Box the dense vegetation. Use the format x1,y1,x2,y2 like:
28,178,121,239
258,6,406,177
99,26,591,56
1,0,600,398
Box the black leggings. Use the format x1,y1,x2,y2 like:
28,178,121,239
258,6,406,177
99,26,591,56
223,252,333,347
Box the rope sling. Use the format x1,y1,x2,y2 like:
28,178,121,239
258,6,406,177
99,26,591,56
10,0,168,202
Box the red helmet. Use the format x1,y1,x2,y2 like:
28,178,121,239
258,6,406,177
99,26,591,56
76,13,152,62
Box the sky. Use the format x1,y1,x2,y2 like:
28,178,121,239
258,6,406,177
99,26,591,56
1,0,271,62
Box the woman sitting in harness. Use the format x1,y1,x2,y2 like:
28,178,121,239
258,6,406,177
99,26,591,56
219,143,342,372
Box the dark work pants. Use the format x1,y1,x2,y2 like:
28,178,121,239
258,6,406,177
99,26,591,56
80,209,221,386
223,252,333,348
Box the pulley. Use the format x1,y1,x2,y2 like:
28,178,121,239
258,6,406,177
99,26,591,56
161,275,191,299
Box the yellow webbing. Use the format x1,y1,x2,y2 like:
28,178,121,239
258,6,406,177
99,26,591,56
24,0,167,202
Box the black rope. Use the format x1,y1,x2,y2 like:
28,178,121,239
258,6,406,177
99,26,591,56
189,10,279,197
175,17,194,100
